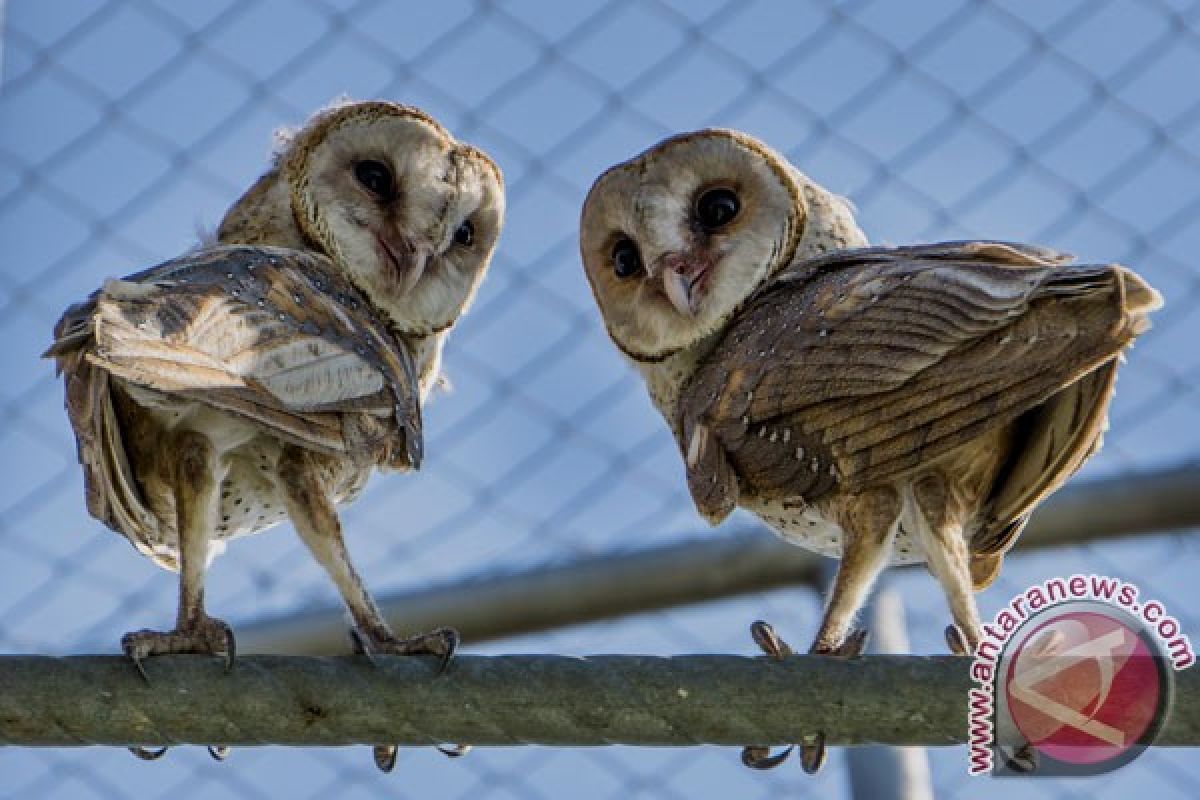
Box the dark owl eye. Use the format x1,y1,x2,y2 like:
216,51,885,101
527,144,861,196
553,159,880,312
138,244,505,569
696,188,740,231
611,238,643,279
354,160,394,199
454,219,474,247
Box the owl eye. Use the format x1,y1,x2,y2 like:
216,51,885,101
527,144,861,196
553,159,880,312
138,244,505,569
454,219,474,247
696,188,740,232
354,160,395,200
611,238,643,279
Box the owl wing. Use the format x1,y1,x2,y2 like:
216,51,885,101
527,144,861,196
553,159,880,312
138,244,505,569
678,241,1160,554
47,245,422,471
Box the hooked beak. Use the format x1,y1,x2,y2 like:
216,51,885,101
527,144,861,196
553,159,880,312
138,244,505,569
377,233,430,295
661,253,712,317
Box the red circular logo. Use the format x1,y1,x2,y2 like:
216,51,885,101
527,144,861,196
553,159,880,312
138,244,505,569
1004,609,1164,766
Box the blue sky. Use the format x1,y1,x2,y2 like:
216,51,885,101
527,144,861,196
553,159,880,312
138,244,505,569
1,1,1198,797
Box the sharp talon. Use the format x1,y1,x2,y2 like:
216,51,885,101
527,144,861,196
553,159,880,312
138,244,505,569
349,628,378,666
435,628,459,675
741,623,796,772
129,746,168,761
221,625,236,673
437,743,471,758
1003,742,1038,773
945,624,969,656
841,628,869,658
121,636,151,685
129,656,150,685
741,745,792,769
800,735,827,774
208,745,231,761
750,620,793,660
374,745,398,773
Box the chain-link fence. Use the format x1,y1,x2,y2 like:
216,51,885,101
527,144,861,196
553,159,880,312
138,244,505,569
2,0,1199,797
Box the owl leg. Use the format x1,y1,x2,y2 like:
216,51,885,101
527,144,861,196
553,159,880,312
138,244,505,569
741,489,899,773
812,487,902,654
278,447,458,668
797,487,900,773
122,431,235,683
911,474,982,655
278,446,460,774
912,477,1037,772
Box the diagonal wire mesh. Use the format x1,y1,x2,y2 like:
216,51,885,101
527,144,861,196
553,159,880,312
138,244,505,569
2,0,1199,797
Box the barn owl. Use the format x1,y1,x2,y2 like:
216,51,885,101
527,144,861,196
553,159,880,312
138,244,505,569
579,128,1162,772
47,100,503,770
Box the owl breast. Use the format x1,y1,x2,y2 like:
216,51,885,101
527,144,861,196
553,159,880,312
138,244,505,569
746,494,926,566
213,441,369,543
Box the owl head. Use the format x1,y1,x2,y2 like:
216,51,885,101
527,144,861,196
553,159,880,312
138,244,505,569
219,100,504,336
580,128,866,362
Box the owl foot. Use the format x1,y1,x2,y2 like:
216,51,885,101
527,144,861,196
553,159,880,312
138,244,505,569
121,614,236,684
740,620,797,770
1001,741,1038,773
120,616,235,763
819,628,870,658
797,629,870,774
740,622,869,772
350,626,464,773
349,626,460,674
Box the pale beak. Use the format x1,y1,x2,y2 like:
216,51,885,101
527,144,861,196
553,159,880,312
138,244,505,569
663,268,696,317
377,234,430,295
397,245,430,295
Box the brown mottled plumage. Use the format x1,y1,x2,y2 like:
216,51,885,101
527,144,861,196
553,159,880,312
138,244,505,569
48,246,423,567
47,101,503,769
580,129,1162,772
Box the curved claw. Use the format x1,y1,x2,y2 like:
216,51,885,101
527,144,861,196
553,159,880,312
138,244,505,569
1003,742,1038,773
750,620,793,660
433,628,459,675
121,634,151,685
741,745,793,770
208,745,231,761
437,743,472,758
742,622,798,773
220,623,237,673
374,745,398,773
348,628,378,666
945,624,969,657
799,735,827,774
840,628,869,658
129,746,168,761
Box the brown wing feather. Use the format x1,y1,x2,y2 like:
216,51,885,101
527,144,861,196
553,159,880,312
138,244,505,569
47,246,425,554
52,345,170,565
680,241,1160,524
48,245,422,470
971,359,1117,561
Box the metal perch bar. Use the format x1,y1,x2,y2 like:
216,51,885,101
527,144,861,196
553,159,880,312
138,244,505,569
239,463,1200,653
2,655,1198,748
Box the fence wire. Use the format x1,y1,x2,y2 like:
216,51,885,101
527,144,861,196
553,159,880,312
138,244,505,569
1,1,1199,797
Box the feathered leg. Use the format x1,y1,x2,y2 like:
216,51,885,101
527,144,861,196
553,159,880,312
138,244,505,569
911,473,982,655
743,487,899,774
277,445,459,773
122,430,235,677
122,430,234,762
912,473,1036,772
